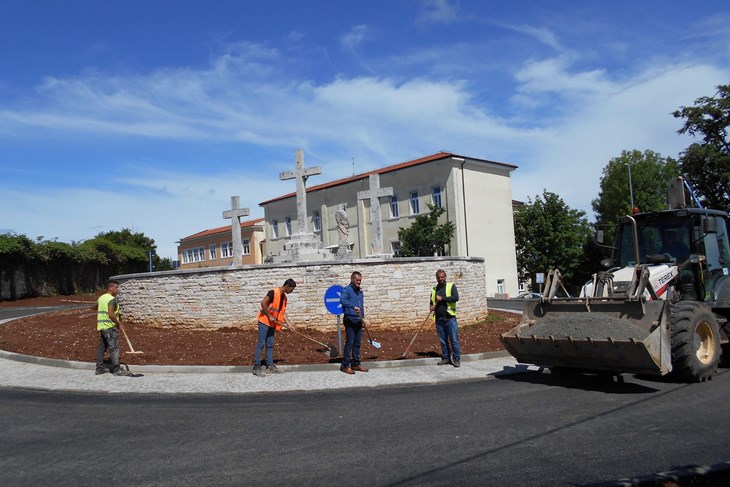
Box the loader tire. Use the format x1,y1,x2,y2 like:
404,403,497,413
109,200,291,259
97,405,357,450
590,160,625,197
670,301,721,382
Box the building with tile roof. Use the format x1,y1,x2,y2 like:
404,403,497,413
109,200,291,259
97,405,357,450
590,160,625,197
260,151,520,297
177,218,265,269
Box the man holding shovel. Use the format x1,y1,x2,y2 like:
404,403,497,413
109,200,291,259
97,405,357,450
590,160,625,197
253,278,297,377
95,279,133,376
339,271,368,374
430,269,461,367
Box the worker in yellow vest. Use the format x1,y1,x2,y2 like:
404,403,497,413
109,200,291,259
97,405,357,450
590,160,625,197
429,269,461,367
253,278,297,377
96,279,132,376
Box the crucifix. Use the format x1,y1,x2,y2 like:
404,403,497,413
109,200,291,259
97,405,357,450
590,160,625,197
279,149,321,235
357,173,393,255
222,195,249,266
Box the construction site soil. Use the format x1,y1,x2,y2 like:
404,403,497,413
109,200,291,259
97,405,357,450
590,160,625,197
0,295,519,366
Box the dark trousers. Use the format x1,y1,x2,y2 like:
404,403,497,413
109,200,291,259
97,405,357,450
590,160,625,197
342,318,363,368
96,327,120,371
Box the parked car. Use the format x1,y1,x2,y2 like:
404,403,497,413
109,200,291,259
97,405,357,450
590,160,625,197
516,292,542,299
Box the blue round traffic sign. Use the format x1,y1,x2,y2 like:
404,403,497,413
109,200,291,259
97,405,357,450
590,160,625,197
324,285,344,315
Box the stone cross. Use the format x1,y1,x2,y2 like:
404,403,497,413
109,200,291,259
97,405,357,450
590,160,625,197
222,195,249,266
357,173,393,255
279,149,321,235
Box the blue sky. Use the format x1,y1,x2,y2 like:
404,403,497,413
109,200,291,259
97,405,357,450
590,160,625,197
1,0,729,259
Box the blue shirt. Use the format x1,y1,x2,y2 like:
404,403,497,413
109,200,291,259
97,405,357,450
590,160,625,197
340,282,364,323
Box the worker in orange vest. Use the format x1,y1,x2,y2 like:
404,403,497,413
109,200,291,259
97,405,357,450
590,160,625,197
253,278,297,377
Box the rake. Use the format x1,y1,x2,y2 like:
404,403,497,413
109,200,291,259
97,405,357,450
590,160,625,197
282,324,338,358
120,327,143,354
401,312,433,359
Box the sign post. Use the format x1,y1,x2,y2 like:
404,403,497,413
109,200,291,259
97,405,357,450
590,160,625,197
536,272,545,295
324,285,344,355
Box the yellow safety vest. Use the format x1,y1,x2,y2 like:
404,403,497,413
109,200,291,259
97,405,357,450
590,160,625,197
431,282,456,318
97,293,118,331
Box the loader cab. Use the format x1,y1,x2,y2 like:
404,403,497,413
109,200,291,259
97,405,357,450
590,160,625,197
615,212,692,267
615,209,730,302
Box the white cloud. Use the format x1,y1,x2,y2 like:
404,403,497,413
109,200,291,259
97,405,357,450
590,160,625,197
416,0,458,25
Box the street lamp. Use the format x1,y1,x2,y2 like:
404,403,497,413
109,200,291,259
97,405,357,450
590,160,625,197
626,163,635,210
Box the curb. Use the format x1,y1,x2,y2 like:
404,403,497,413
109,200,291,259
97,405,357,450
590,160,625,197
0,348,512,374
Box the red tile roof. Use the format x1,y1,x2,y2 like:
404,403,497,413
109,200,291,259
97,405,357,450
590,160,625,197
259,151,517,205
180,218,265,241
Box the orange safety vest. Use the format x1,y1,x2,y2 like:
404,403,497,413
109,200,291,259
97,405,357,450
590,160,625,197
257,287,287,330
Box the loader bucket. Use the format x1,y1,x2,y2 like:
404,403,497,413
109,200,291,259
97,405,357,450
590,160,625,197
500,299,672,376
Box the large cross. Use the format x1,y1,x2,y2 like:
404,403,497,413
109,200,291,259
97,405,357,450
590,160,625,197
279,149,321,235
222,195,249,266
357,173,393,255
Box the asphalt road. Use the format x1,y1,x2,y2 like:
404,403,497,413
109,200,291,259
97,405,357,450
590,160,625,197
2,368,730,486
0,305,75,322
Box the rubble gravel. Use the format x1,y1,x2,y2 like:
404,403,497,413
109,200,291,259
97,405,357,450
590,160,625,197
519,314,650,341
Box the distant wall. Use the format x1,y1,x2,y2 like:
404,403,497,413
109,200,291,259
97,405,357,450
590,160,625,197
113,257,487,331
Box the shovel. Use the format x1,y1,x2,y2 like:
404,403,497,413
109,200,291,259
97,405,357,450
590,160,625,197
120,327,143,354
357,310,382,349
282,324,338,358
401,312,432,359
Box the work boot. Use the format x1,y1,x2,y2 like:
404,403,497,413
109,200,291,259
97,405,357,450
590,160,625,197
453,360,461,368
266,364,283,374
252,365,266,377
95,368,108,375
112,368,133,376
351,365,369,372
341,366,355,375
437,358,451,365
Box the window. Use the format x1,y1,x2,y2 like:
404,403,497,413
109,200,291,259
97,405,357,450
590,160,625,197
285,217,292,236
313,211,321,232
209,244,217,260
221,242,233,258
243,239,250,255
183,246,206,263
432,186,442,208
390,195,399,218
271,220,279,239
391,241,401,255
497,279,505,295
410,191,419,214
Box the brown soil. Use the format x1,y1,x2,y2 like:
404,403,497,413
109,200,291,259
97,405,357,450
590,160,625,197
0,295,519,366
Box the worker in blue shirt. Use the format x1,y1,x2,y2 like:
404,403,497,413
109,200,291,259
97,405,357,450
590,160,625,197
339,271,369,374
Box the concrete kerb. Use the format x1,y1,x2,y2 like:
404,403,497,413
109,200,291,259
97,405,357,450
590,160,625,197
0,347,512,374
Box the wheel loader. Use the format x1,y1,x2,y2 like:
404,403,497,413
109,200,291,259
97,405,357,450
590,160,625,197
501,177,730,382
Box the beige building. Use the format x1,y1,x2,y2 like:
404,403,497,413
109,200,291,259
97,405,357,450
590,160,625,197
259,151,520,297
177,218,265,269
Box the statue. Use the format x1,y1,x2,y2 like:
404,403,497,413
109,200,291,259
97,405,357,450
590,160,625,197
335,204,349,247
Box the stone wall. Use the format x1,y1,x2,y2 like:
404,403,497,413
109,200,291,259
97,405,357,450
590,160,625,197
113,257,487,331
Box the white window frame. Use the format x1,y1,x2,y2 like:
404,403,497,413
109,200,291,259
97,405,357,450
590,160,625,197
185,246,205,263
390,195,399,218
209,244,217,260
271,220,279,239
410,191,420,214
242,239,250,255
221,242,233,258
391,240,401,255
312,210,321,232
432,186,442,209
285,217,292,236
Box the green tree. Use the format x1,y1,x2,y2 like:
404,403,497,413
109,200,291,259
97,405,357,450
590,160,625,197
0,233,37,299
591,149,680,245
396,204,456,257
514,191,593,294
673,84,730,213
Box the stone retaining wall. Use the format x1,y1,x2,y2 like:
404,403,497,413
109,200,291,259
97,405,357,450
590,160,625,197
113,257,487,331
